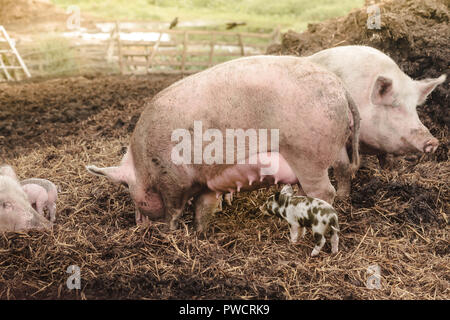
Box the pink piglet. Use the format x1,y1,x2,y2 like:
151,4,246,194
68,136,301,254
20,178,59,222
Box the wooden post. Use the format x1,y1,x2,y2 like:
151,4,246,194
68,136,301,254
270,26,281,45
181,31,188,72
208,33,215,67
115,21,123,74
0,54,13,81
105,25,116,63
237,33,244,56
148,32,163,72
145,45,150,74
0,26,31,78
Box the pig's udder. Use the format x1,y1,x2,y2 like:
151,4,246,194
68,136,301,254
206,152,298,197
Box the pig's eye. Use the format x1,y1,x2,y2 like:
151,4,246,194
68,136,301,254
120,182,129,188
2,202,12,210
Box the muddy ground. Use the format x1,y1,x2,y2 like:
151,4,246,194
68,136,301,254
0,72,448,300
0,0,449,300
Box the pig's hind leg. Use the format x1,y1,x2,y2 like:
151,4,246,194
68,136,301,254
332,147,352,199
330,228,339,254
282,151,336,205
311,223,327,257
295,168,336,205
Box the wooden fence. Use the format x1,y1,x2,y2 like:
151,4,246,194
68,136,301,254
0,26,31,81
2,22,280,80
110,22,280,74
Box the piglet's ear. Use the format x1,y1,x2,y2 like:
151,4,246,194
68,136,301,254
86,165,127,185
371,76,394,106
416,74,446,105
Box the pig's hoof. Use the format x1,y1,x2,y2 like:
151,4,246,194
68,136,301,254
195,229,208,240
224,193,233,206
194,223,205,233
169,219,179,230
142,216,151,226
310,250,320,257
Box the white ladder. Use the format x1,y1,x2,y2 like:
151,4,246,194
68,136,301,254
0,25,31,81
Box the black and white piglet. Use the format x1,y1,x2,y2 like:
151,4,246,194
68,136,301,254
260,184,339,256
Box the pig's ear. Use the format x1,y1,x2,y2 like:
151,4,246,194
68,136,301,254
86,165,127,185
416,74,446,105
371,76,395,106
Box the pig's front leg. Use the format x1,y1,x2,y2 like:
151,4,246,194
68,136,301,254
224,193,233,206
160,187,190,231
332,147,352,198
289,223,301,243
34,192,49,217
194,191,223,233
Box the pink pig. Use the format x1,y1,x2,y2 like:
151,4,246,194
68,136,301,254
0,164,18,181
0,165,52,231
87,56,361,232
20,178,58,222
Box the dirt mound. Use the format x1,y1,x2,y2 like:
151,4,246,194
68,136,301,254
269,0,449,160
0,0,67,28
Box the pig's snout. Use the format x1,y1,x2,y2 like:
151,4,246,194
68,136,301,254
402,128,439,155
423,138,439,153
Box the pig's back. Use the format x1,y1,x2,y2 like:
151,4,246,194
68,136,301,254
136,55,348,137
20,178,57,195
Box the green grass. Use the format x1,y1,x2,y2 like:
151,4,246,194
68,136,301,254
51,0,364,32
35,35,80,76
25,35,118,77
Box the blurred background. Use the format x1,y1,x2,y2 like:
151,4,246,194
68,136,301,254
0,0,364,79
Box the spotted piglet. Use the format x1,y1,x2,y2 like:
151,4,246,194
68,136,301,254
20,178,59,222
260,184,339,257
